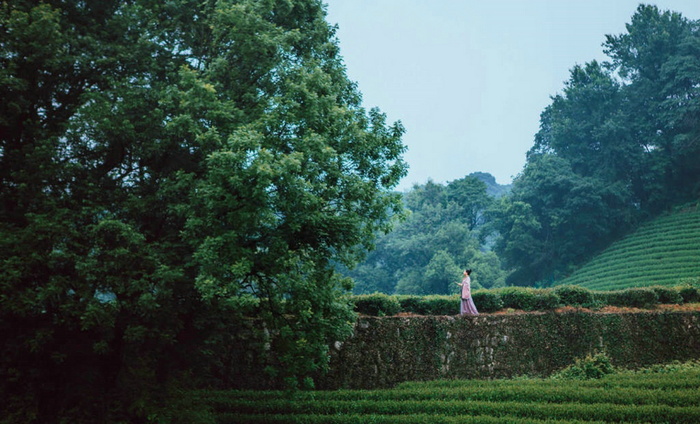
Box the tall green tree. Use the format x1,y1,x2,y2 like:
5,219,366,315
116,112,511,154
422,250,463,295
349,174,506,294
495,4,700,286
531,61,642,184
604,4,700,210
1,0,406,420
447,175,493,230
493,155,632,285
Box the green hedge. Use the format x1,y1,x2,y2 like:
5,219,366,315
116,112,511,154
396,295,455,315
351,284,700,316
651,285,684,304
471,291,503,313
396,296,424,314
552,353,615,380
417,295,458,315
679,283,700,303
596,288,659,308
493,287,560,311
554,285,596,307
353,293,401,316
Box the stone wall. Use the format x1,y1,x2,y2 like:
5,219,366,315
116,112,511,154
318,311,700,389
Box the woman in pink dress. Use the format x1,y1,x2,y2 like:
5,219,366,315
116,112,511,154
457,269,479,316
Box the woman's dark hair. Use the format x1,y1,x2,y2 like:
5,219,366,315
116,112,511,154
465,269,472,275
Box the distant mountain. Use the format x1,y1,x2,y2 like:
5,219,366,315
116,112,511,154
469,172,512,198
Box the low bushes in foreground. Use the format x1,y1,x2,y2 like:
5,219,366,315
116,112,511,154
352,284,700,316
552,352,616,380
203,360,700,424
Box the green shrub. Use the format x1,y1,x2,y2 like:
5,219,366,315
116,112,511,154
495,287,559,311
394,295,456,315
650,286,683,304
678,284,700,303
554,285,594,307
495,287,535,310
533,289,561,310
677,278,700,303
593,291,613,306
419,295,459,315
622,287,659,308
353,293,401,316
353,284,685,316
635,359,700,374
471,290,503,313
396,295,423,314
553,353,615,380
601,288,659,308
400,292,505,315
592,290,607,305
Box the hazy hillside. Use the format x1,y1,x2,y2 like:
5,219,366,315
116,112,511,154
470,172,512,198
556,203,700,290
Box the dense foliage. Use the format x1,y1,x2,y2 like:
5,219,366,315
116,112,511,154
493,5,700,286
0,0,406,420
346,173,510,295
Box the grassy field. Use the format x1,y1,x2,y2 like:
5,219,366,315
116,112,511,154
557,205,700,291
199,362,700,424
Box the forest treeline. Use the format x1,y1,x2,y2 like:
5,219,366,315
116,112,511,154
1,1,699,421
349,4,700,293
344,172,511,294
499,4,700,286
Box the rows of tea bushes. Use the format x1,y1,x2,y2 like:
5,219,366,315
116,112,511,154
203,361,700,423
352,284,700,316
558,206,700,290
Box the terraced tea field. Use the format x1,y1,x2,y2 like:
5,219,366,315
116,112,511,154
558,206,700,291
202,364,700,423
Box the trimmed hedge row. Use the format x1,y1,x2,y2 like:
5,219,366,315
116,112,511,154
352,284,700,316
221,399,700,423
558,208,700,290
208,363,700,424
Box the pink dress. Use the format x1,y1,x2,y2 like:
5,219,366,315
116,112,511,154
460,276,479,316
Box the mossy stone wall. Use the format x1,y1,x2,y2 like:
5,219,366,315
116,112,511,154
318,311,700,389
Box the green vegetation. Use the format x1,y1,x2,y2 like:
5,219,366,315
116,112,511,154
552,353,615,380
345,174,510,295
558,206,700,290
3,0,700,421
1,0,405,420
491,5,700,286
351,284,700,315
200,361,700,424
349,3,700,292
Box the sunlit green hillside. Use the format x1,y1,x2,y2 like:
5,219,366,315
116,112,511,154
557,204,700,291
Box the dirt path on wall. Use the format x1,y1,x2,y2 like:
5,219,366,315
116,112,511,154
551,303,700,314
392,303,700,317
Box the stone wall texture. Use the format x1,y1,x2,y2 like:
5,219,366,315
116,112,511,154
224,311,700,389
318,311,700,389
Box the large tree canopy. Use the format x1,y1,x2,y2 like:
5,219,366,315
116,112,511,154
0,0,406,420
347,174,509,295
495,4,700,286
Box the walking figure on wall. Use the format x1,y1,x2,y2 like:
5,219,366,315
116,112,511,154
456,269,479,316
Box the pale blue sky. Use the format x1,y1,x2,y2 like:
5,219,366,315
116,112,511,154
324,1,700,191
